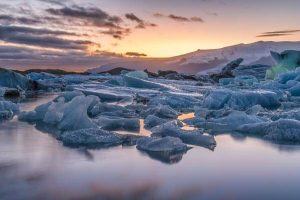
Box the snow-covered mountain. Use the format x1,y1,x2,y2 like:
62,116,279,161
88,41,300,74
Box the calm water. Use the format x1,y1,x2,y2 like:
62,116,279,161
1,95,300,200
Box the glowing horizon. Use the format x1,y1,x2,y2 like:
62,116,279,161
0,0,299,69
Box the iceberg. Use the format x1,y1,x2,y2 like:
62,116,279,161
266,50,300,80
20,95,99,131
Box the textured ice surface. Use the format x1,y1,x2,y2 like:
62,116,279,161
20,95,99,131
125,70,148,79
237,119,300,143
266,50,300,79
0,101,19,121
136,136,188,154
61,128,123,148
27,72,57,81
202,111,268,133
136,136,189,164
203,89,280,110
94,116,140,131
141,105,179,119
144,115,169,129
151,120,216,148
0,68,35,90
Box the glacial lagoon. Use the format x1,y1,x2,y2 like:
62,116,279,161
1,94,300,200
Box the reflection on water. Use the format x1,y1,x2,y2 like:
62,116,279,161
177,112,197,131
2,96,300,199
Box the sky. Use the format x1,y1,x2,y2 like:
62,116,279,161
0,0,299,70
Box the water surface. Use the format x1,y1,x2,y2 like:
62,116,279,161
1,95,300,200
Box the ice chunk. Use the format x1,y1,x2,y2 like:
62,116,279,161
289,83,300,96
94,116,140,132
141,105,179,119
136,136,190,164
203,89,280,110
123,75,170,90
148,93,201,111
27,72,57,81
203,111,268,133
151,120,185,137
57,96,98,131
125,70,148,79
136,136,188,154
54,91,84,102
0,101,19,115
179,133,216,150
89,103,136,118
144,115,169,129
79,89,132,103
0,101,19,121
20,95,99,131
61,128,123,148
43,98,65,125
266,50,300,80
237,119,300,143
151,120,216,148
0,68,37,90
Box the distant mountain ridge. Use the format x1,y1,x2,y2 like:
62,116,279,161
88,41,300,74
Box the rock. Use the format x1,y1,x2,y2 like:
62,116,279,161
210,58,244,82
60,128,123,148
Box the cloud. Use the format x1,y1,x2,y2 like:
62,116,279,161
125,52,147,57
46,6,122,28
0,25,98,50
37,0,69,6
125,13,157,29
154,13,204,23
257,30,300,37
0,15,42,25
46,5,132,39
